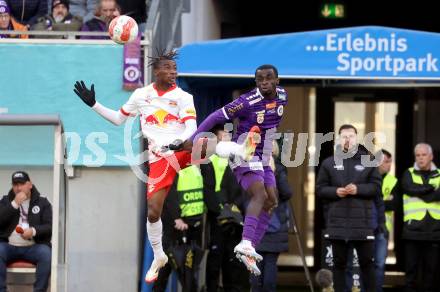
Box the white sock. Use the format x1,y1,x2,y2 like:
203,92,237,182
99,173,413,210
147,218,164,257
216,141,242,158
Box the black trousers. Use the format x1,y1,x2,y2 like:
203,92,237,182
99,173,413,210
330,239,376,292
404,240,440,292
206,220,249,292
154,225,202,292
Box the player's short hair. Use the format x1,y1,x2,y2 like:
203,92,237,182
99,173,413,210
338,124,358,134
255,64,278,78
381,149,392,158
147,49,178,69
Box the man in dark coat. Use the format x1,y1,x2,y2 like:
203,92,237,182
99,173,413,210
0,171,52,292
316,124,382,292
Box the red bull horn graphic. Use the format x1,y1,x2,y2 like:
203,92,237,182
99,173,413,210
144,109,180,127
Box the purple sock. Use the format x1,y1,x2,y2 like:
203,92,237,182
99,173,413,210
252,210,271,247
242,215,259,242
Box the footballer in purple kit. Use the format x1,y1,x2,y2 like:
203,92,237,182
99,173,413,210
177,64,288,275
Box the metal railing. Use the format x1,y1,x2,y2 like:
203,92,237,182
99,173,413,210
0,0,186,85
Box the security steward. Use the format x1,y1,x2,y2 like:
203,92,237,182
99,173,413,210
153,164,207,292
401,143,440,292
201,124,249,292
203,152,249,292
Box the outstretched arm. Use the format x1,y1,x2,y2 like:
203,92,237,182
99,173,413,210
170,108,229,151
190,108,230,141
74,81,128,126
92,102,128,126
171,96,247,151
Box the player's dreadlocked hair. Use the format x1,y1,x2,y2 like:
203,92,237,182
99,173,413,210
147,48,178,69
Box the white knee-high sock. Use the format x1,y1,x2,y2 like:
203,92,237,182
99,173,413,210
216,141,242,158
147,218,164,257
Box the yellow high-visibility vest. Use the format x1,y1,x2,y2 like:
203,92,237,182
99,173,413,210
403,167,440,222
177,165,205,217
382,173,398,232
209,154,229,193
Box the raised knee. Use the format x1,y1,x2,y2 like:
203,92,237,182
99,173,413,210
263,201,273,211
256,191,268,203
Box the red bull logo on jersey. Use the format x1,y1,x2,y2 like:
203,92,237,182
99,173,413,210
144,109,180,127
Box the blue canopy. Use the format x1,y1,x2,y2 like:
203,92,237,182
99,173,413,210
178,26,440,80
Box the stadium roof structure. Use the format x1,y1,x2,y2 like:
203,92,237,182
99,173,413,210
178,26,440,81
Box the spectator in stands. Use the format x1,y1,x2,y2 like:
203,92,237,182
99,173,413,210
32,0,82,38
69,0,96,23
250,140,293,292
79,0,119,39
6,0,47,27
0,0,28,38
0,171,52,292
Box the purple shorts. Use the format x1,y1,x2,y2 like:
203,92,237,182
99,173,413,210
233,164,276,191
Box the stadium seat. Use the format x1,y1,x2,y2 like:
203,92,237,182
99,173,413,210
7,260,36,273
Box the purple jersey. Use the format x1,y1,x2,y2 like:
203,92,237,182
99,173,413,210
222,86,288,159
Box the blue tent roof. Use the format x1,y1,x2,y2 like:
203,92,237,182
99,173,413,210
177,26,440,80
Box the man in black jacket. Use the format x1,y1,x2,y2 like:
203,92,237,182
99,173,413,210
0,171,52,292
316,124,382,292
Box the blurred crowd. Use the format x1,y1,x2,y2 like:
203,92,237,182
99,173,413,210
0,0,146,39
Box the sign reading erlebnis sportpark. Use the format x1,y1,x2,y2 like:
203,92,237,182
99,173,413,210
178,26,440,80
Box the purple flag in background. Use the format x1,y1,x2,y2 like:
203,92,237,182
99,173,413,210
123,34,143,90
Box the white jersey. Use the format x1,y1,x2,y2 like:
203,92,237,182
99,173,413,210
120,83,196,162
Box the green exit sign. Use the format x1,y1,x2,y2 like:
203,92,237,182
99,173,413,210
321,3,345,19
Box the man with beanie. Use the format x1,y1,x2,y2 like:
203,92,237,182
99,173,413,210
32,0,82,38
0,171,52,292
0,1,28,38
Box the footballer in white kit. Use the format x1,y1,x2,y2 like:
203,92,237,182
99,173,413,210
73,51,197,284
119,82,197,196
